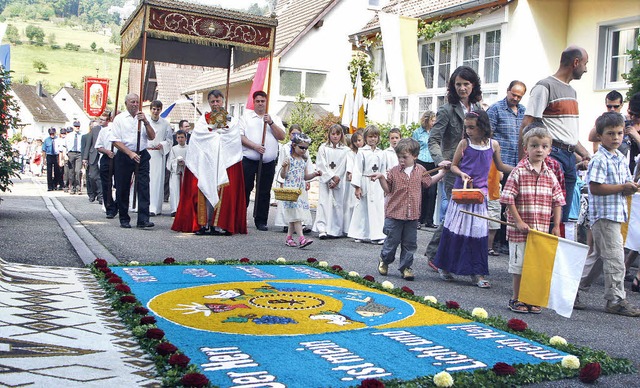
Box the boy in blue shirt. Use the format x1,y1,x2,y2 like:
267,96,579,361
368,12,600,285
584,112,640,316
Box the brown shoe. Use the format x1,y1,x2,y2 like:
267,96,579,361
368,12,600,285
605,299,640,317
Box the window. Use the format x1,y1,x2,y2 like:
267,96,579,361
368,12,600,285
421,43,435,89
484,30,501,83
418,96,433,118
596,19,640,90
462,34,480,72
279,69,327,98
438,40,452,88
229,104,236,117
399,98,408,124
239,103,245,116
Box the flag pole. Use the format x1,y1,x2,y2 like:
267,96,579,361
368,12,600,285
460,210,516,228
107,57,124,210
253,31,276,218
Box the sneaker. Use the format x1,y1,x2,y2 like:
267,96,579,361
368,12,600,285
378,259,388,276
573,294,586,310
353,239,362,243
438,268,454,281
298,236,313,248
401,267,414,281
605,299,640,317
285,237,297,247
319,232,328,240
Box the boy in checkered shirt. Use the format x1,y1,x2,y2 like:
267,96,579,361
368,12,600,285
583,112,640,316
370,138,449,280
500,123,565,314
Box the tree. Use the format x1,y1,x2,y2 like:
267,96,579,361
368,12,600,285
623,35,640,100
90,41,96,51
25,24,45,45
47,32,56,45
33,60,48,73
348,53,377,100
5,24,20,44
0,68,22,196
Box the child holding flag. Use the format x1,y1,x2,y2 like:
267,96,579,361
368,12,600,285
500,123,565,313
583,112,640,316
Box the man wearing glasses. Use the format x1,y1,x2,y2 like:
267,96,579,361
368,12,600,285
239,90,286,231
588,90,625,153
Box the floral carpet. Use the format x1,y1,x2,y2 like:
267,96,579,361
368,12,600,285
106,262,579,387
0,259,159,387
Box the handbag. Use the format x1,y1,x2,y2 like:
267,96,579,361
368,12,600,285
451,179,485,204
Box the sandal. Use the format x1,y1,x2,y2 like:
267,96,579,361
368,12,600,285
298,236,313,248
476,279,491,288
488,248,499,256
285,237,297,247
428,260,439,272
526,304,542,314
438,269,454,281
509,299,529,313
631,276,640,293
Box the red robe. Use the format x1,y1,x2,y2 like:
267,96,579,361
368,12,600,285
171,162,247,234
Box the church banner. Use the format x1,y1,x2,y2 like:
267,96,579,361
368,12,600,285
84,77,109,117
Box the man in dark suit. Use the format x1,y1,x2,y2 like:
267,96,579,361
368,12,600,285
82,119,103,203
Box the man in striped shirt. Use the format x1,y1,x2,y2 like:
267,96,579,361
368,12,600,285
520,46,592,223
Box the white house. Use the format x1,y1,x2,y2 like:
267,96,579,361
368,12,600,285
53,86,91,130
181,0,378,122
350,0,640,146
11,83,68,140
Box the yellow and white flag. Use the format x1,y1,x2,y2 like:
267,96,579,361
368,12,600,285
351,71,365,132
623,193,640,251
519,230,589,318
378,12,426,96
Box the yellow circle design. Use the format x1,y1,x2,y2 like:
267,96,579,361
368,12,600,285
148,282,366,335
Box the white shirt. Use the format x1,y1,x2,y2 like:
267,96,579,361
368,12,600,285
95,124,117,153
110,111,151,152
65,130,82,152
147,116,173,155
238,109,283,163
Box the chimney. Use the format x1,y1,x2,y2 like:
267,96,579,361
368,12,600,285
36,82,44,97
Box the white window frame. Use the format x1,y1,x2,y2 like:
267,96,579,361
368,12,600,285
414,26,502,116
595,18,639,91
278,68,329,102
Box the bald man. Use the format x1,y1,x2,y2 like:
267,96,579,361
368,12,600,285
519,46,592,224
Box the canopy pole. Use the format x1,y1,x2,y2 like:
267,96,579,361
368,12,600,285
225,48,232,110
253,29,276,219
133,30,148,209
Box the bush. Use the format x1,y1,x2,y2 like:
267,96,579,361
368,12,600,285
0,69,22,196
50,44,60,50
623,35,640,100
25,25,45,45
374,122,420,150
64,42,80,51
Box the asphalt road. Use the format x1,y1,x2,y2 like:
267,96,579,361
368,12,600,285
1,175,638,387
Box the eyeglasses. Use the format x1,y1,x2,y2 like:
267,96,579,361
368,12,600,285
606,104,621,109
297,146,308,150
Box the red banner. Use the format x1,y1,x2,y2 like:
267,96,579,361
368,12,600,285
83,77,109,117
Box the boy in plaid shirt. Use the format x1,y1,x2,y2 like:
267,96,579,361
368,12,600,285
583,112,640,316
371,138,449,280
500,123,565,313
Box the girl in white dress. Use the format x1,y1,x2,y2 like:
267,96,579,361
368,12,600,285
344,129,364,234
313,124,349,238
384,127,401,169
274,125,313,230
347,125,387,244
280,133,322,248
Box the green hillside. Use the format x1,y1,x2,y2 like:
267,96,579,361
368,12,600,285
3,19,130,109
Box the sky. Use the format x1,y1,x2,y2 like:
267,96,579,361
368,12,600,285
109,0,271,22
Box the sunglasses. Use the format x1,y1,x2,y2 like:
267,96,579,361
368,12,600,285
297,145,308,150
606,104,621,109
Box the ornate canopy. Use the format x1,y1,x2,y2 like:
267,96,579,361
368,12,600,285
120,0,278,69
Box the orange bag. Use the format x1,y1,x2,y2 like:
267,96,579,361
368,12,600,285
451,179,485,204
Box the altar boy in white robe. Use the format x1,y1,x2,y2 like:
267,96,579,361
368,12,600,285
312,124,350,239
145,100,173,215
167,129,188,216
347,125,387,244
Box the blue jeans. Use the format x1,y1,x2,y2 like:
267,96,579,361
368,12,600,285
550,147,576,222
